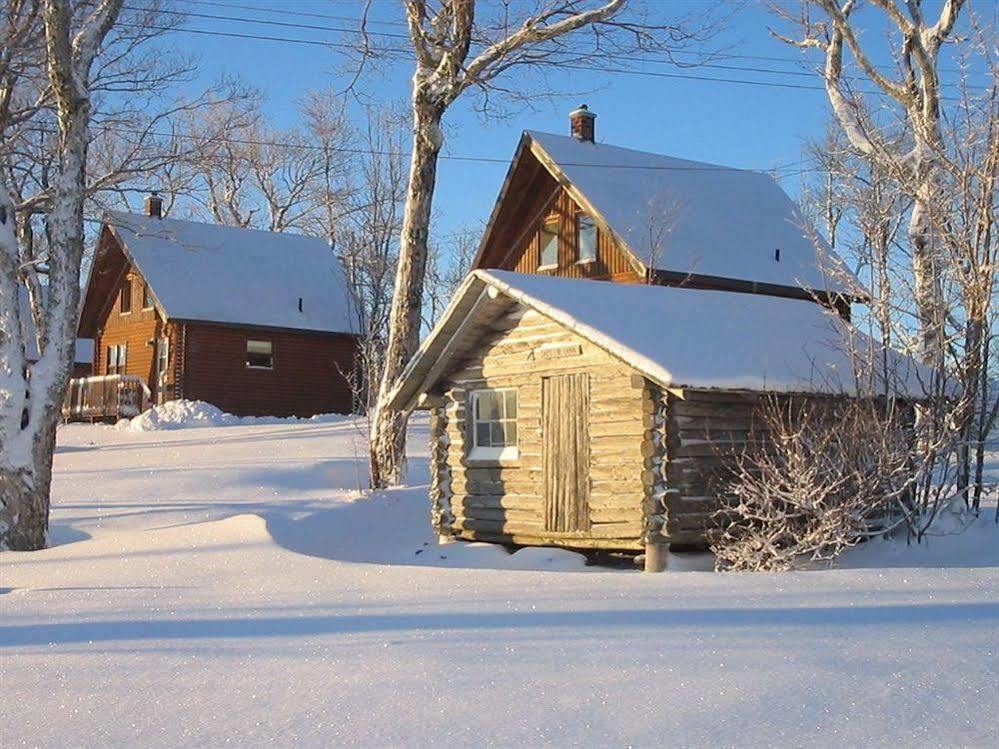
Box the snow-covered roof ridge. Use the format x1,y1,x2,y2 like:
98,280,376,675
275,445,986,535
104,211,361,335
388,269,926,412
525,130,861,296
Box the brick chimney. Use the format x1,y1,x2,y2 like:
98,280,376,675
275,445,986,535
569,104,596,142
145,191,163,219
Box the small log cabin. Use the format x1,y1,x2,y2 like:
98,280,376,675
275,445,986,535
387,271,922,569
77,196,362,417
388,109,920,569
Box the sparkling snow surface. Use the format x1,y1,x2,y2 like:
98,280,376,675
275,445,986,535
104,211,360,334
529,131,858,294
2,417,996,748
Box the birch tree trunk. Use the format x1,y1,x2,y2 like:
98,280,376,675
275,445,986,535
365,0,698,488
0,0,123,551
369,96,445,487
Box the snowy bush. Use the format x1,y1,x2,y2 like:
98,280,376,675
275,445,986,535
711,398,917,571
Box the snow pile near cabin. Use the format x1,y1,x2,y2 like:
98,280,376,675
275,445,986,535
119,399,349,431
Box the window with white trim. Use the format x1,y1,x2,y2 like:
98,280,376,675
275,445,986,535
106,343,127,375
246,339,274,369
469,389,518,461
538,218,559,269
576,213,597,263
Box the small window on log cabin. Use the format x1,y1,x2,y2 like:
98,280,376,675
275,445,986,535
142,284,154,310
576,214,597,264
246,340,274,370
119,278,132,314
538,218,559,270
469,389,518,461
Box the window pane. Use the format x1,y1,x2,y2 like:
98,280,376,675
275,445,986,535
540,221,559,267
578,214,597,262
490,422,506,446
503,390,517,418
120,280,132,313
503,421,518,445
246,340,273,368
476,422,491,447
479,392,501,420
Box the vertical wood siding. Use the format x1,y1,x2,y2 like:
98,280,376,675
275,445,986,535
438,306,650,550
542,373,591,532
182,323,359,417
498,186,642,282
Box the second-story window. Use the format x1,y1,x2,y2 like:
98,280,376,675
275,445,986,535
576,214,598,264
143,284,154,310
120,278,132,314
539,217,559,269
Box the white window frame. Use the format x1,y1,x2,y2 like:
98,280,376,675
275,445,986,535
107,343,127,375
468,388,519,462
576,213,598,264
156,337,169,377
246,339,274,370
538,218,559,271
142,284,155,311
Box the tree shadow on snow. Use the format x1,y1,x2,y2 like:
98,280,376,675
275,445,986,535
2,600,997,648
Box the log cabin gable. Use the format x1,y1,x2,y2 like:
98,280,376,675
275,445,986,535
472,134,644,283
79,227,165,339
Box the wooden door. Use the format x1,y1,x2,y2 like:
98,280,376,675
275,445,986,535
542,373,591,532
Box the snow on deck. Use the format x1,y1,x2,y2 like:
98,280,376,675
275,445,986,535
530,131,858,294
105,211,361,334
2,418,996,747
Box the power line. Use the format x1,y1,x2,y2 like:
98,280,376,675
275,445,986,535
23,123,815,176
113,14,980,101
176,0,981,78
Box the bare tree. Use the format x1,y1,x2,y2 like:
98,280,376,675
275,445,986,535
773,0,968,366
368,0,721,487
712,396,918,571
1,0,124,551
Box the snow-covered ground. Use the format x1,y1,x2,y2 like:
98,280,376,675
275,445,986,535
2,411,997,748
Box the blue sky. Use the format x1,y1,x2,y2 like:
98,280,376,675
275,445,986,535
152,0,982,239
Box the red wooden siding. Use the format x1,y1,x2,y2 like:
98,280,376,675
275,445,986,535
180,323,358,417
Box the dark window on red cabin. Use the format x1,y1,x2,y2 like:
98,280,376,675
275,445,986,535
143,284,154,310
120,278,132,314
246,340,274,370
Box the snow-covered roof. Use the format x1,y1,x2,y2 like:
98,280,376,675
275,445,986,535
388,270,925,411
104,212,361,334
19,288,93,364
524,131,858,295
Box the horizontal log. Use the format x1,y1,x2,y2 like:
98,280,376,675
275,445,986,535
454,529,644,551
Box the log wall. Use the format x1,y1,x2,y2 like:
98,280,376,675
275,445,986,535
436,306,652,550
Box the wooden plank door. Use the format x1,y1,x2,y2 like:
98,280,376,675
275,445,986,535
542,373,591,533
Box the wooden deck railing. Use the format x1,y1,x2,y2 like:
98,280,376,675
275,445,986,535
63,375,151,422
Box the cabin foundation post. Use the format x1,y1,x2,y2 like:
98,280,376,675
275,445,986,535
644,540,668,572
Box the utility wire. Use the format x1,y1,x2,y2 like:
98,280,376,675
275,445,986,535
22,123,815,176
